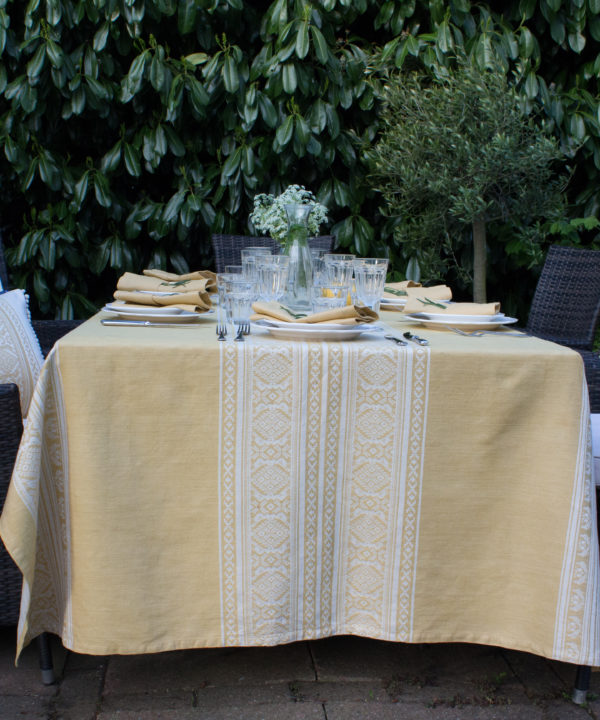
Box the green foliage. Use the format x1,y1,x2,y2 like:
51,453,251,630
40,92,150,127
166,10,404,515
0,0,598,317
366,52,567,298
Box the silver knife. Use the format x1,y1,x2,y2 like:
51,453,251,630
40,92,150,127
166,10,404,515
101,319,201,328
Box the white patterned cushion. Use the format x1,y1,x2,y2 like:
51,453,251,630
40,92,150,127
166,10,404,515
592,414,600,487
0,289,44,417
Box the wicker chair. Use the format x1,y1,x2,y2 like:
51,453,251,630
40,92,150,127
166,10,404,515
526,245,600,414
0,235,81,682
211,234,336,273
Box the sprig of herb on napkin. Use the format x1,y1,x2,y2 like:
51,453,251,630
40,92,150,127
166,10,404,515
384,286,408,297
160,279,191,288
418,297,448,310
279,305,307,319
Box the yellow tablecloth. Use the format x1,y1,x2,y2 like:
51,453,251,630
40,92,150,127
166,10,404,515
1,312,598,665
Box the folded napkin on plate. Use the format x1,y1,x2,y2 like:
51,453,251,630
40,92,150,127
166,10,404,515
113,270,215,313
403,297,501,315
383,280,421,299
251,301,378,325
143,268,217,293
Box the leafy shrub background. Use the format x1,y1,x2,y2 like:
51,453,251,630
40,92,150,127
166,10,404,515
0,0,599,318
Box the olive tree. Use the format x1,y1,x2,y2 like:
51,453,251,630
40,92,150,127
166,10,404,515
367,54,567,302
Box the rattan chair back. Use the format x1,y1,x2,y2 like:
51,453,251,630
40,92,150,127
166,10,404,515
0,233,9,291
211,234,336,273
211,235,279,273
526,245,600,350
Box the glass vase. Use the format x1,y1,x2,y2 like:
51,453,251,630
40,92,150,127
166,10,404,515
283,203,314,312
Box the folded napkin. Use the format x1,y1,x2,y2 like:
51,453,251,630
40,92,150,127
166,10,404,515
251,301,378,325
383,280,421,299
113,270,215,313
117,271,215,294
403,297,501,315
143,268,217,293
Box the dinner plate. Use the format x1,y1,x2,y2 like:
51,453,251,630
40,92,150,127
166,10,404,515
104,302,184,315
102,306,215,323
405,313,518,331
252,318,379,341
410,311,508,323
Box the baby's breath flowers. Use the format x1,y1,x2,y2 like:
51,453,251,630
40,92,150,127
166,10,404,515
250,185,328,247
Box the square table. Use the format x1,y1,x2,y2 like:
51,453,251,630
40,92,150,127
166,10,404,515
1,310,598,666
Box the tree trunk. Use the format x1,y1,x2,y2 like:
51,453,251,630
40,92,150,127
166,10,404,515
472,215,487,303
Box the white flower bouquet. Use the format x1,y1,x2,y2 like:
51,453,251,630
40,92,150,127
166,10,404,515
250,184,328,247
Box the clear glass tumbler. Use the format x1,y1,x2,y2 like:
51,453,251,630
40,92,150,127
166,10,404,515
256,255,290,302
241,247,272,283
311,284,350,314
352,258,388,312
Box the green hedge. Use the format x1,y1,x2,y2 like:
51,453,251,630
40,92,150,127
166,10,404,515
0,0,598,317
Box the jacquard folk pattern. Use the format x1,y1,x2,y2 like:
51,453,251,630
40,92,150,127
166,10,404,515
219,338,431,645
553,386,600,663
11,351,72,656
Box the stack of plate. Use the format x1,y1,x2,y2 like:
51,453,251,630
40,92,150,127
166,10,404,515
404,311,518,331
380,296,407,310
102,303,214,324
252,318,380,341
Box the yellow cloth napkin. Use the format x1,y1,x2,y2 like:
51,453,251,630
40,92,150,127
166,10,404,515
113,269,216,313
143,268,217,293
251,301,378,325
117,271,214,294
383,281,421,299
403,298,501,315
112,291,212,313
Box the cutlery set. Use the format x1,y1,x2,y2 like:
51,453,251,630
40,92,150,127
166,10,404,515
384,331,430,346
216,322,250,341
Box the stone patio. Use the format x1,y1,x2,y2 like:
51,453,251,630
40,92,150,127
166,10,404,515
0,628,599,719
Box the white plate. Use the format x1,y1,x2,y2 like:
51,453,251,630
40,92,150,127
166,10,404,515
381,296,407,305
252,319,378,341
103,306,215,323
410,311,508,323
104,302,184,315
405,313,518,331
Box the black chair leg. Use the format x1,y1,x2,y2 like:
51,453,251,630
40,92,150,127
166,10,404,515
37,632,55,685
572,664,591,704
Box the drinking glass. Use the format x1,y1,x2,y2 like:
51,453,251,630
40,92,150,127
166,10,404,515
352,258,388,312
241,247,272,282
310,248,327,286
256,255,290,302
224,264,243,274
323,254,356,288
225,278,255,338
311,284,350,314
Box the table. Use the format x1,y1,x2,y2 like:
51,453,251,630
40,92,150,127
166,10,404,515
1,311,599,666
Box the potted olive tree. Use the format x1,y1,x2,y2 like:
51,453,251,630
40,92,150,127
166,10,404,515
367,52,567,302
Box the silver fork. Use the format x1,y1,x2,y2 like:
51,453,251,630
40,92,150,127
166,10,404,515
234,322,249,341
216,317,227,340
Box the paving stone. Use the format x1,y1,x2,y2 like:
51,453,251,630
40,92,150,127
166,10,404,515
324,703,546,720
0,628,58,698
291,680,389,704
0,694,50,719
50,667,107,720
98,704,326,720
309,636,425,682
501,648,572,702
104,642,314,697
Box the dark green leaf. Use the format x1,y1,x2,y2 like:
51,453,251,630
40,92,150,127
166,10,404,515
178,0,197,34
223,54,240,93
275,115,294,146
296,22,309,59
94,172,111,207
310,26,328,64
282,62,297,93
